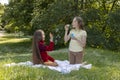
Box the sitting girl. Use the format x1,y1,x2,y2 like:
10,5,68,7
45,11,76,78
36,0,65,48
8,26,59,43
32,29,58,66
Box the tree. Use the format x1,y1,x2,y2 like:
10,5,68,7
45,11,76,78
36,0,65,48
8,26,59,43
0,4,5,29
2,0,34,34
31,0,76,48
1,0,120,51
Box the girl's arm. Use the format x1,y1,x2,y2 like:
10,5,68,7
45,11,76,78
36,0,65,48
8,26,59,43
76,35,87,48
39,41,54,52
46,33,54,51
45,42,54,51
39,33,54,51
64,24,70,43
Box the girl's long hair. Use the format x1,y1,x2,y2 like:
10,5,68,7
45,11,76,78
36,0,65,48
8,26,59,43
32,30,43,64
75,16,85,30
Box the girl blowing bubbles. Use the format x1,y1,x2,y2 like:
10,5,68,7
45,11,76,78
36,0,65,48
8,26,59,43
64,16,87,64
32,29,58,66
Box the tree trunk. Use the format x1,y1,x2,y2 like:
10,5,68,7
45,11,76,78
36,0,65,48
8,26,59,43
110,0,118,11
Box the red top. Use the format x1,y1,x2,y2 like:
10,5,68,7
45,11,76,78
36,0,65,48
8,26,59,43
38,40,55,62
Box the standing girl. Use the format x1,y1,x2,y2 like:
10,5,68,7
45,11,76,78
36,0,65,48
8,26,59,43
32,29,58,66
64,16,87,64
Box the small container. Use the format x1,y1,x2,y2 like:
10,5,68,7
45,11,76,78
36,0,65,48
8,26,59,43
70,33,74,38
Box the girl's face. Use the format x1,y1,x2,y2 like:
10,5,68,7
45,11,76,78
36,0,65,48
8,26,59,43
41,31,45,40
72,18,79,28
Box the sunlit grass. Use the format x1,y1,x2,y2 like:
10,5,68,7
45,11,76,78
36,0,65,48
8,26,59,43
0,38,30,44
0,33,120,80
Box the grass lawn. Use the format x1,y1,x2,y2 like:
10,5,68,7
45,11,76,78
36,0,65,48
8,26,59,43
0,33,120,80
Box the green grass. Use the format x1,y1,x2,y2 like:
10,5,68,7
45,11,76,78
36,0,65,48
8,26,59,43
0,34,120,80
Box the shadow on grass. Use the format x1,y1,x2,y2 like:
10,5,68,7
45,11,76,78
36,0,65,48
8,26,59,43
0,37,32,56
0,53,32,63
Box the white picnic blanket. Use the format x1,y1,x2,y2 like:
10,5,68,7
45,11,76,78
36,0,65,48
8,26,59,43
4,60,92,74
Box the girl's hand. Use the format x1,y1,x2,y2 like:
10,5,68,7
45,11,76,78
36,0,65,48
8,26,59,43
64,24,70,31
49,32,53,42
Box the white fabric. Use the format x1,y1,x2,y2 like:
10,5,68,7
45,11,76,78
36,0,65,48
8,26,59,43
4,60,92,74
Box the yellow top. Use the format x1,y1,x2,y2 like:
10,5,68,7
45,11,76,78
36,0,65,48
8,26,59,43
69,29,87,52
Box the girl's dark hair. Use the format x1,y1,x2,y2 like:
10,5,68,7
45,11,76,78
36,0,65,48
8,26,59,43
75,16,85,30
32,30,43,64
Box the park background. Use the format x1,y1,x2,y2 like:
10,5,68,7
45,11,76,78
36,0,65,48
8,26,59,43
0,0,120,80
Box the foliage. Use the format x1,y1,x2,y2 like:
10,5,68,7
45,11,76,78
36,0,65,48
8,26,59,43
81,0,120,51
0,4,4,30
1,0,120,51
105,9,120,50
31,0,75,47
2,0,34,34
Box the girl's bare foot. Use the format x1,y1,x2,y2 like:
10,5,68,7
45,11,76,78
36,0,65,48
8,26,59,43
44,61,58,66
81,61,87,66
